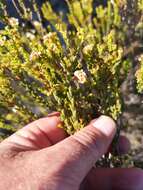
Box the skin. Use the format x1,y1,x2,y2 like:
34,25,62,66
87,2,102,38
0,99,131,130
0,113,143,190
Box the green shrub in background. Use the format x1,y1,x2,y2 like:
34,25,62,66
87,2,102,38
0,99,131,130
136,54,143,92
0,0,143,165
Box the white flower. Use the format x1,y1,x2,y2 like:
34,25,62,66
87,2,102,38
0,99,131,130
138,54,143,62
83,44,94,55
33,21,41,27
12,106,18,113
74,69,87,84
0,36,6,46
9,17,19,27
111,0,114,5
26,32,35,40
30,51,41,61
43,33,55,43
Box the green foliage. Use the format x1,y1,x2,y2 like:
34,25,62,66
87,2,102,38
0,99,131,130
136,0,143,92
136,55,143,92
0,0,142,137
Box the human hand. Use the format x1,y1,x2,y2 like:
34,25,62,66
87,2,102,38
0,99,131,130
0,113,142,190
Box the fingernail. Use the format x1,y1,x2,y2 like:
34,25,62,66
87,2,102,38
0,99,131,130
47,112,60,117
91,115,116,137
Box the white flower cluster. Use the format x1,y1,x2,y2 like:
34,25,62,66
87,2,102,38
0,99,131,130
12,106,18,113
26,32,35,40
43,33,56,44
33,21,42,28
30,51,41,61
74,69,87,84
9,17,19,27
0,36,6,46
138,54,143,62
83,44,94,55
111,0,114,4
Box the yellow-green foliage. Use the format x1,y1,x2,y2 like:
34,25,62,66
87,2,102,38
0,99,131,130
136,0,143,92
0,0,142,135
136,55,143,92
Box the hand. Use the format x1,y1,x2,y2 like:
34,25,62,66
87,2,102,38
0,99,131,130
0,113,142,190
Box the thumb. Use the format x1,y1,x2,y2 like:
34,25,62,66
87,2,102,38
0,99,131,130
50,115,116,185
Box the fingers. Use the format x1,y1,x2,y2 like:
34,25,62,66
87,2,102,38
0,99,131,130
1,115,67,151
85,168,143,190
41,115,116,185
